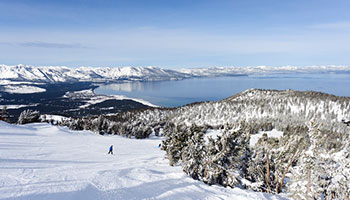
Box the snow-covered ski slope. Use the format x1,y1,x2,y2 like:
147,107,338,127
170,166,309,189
0,121,286,200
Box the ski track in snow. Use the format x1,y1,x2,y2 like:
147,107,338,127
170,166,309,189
0,122,287,200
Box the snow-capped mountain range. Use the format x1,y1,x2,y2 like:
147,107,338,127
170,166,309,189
179,65,350,77
0,64,188,83
1,64,350,83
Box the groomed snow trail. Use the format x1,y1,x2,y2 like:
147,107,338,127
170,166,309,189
0,121,287,200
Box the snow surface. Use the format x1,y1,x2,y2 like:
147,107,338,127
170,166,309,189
250,129,284,147
64,89,158,108
205,129,224,144
0,80,44,85
0,104,39,109
0,121,287,200
0,85,46,94
79,95,158,108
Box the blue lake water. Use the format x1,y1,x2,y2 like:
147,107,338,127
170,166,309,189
95,73,350,107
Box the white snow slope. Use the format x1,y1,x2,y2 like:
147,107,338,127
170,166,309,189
0,121,287,200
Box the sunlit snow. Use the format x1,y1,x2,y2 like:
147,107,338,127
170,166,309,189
1,85,46,94
0,121,286,200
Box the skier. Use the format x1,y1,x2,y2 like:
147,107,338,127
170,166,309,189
108,145,113,155
158,143,161,148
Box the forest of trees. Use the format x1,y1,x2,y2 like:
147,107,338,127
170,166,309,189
161,120,350,199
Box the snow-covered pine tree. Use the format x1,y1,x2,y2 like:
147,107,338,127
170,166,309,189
323,127,350,199
70,118,86,130
245,133,278,192
324,150,350,199
1,106,9,122
273,132,304,194
202,135,218,185
162,124,191,166
182,128,206,180
245,123,308,194
288,121,334,199
91,116,107,134
203,123,250,188
17,110,40,124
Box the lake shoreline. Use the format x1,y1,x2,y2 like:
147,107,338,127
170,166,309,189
95,73,350,107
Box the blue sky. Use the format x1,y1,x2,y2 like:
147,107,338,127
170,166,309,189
1,0,350,68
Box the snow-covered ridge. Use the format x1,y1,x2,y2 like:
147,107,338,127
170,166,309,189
1,64,350,84
175,89,350,129
101,89,350,138
0,64,188,83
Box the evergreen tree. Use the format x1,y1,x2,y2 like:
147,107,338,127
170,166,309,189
203,124,250,188
162,124,191,166
246,133,278,192
17,110,40,124
1,106,9,122
325,149,350,199
182,129,206,180
288,121,333,199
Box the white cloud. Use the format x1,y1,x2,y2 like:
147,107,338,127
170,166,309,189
1,26,350,67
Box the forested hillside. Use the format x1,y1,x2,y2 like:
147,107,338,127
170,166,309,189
57,89,350,199
61,89,349,135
